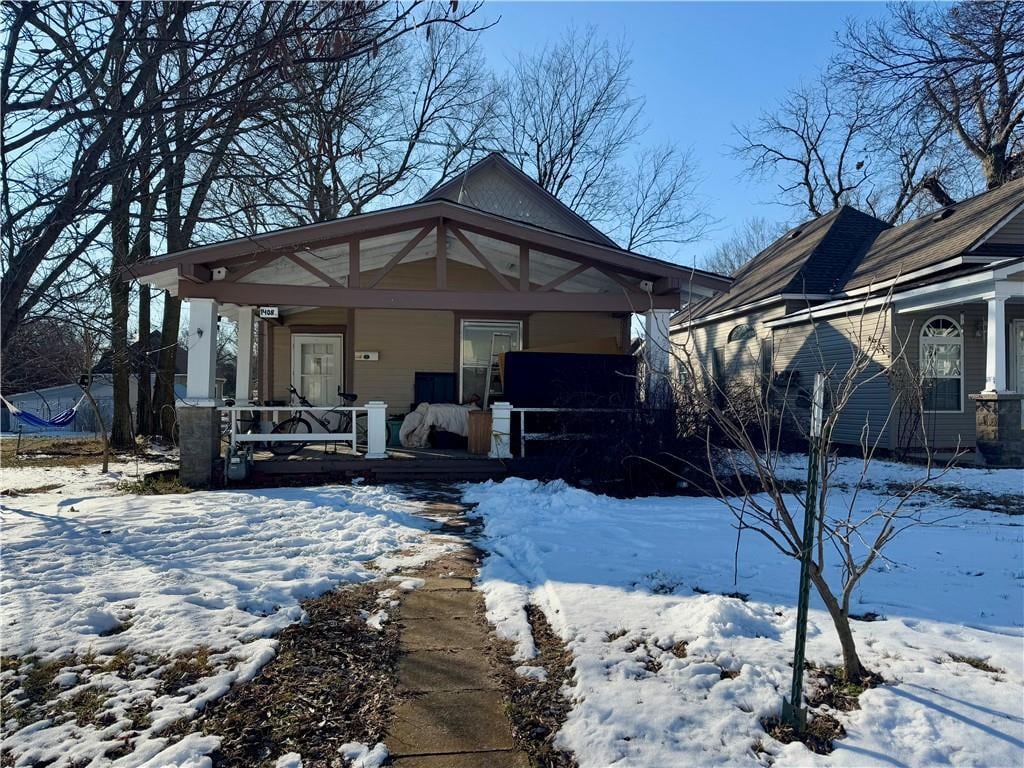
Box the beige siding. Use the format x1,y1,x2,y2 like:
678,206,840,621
529,312,627,352
773,309,893,448
262,304,628,414
353,309,455,410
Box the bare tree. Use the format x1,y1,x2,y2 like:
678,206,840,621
839,0,1024,189
734,77,961,223
667,297,960,683
498,27,706,252
703,217,788,276
209,21,495,233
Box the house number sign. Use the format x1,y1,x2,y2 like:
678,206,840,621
258,307,279,319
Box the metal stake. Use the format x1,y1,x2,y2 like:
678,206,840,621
783,371,825,731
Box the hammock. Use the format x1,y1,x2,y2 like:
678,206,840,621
1,393,87,430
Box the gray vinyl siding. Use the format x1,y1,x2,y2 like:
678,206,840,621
671,303,787,385
895,303,1024,450
772,309,893,449
987,210,1024,244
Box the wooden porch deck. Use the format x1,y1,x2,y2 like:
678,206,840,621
244,444,508,484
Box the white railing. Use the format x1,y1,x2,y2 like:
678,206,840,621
220,401,388,459
491,403,634,458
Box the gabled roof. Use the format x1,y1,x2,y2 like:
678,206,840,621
692,206,890,317
841,176,1024,291
421,152,619,247
676,177,1024,328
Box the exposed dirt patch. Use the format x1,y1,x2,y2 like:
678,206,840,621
946,653,1004,674
806,664,883,712
762,712,846,755
487,604,578,768
171,583,401,768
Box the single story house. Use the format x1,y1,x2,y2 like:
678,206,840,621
132,153,730,484
672,179,1024,466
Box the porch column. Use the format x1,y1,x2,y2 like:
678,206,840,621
179,297,220,488
644,309,673,405
235,306,254,401
186,297,219,402
982,285,1010,393
489,402,513,459
365,401,388,459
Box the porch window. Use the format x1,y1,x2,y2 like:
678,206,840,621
460,320,522,406
920,316,963,412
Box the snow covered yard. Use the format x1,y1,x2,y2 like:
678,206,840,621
0,462,445,767
468,461,1024,767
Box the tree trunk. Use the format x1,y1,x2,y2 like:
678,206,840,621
136,286,152,435
152,293,181,439
809,568,867,683
108,101,134,450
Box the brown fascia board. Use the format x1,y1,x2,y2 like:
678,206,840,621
131,198,731,291
178,281,682,312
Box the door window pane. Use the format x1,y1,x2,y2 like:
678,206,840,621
460,321,521,405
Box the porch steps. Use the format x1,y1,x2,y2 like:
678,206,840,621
248,457,507,485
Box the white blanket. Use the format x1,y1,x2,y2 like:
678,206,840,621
399,402,477,448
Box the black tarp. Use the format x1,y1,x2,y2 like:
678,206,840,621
503,351,637,409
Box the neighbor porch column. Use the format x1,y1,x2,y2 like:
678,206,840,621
644,309,673,406
179,297,221,487
235,306,254,401
982,284,1010,393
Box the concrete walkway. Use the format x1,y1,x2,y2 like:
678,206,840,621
386,491,528,768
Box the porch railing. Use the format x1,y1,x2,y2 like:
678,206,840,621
491,404,634,458
220,401,388,459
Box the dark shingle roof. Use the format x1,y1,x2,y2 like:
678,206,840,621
694,206,890,317
841,177,1024,291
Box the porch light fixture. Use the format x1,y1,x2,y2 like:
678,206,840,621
975,320,987,338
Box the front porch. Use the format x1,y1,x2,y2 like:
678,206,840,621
135,198,728,486
893,259,1024,466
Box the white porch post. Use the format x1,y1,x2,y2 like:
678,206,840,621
489,401,513,459
364,401,388,459
235,306,254,401
186,297,219,403
644,309,673,405
983,285,1010,393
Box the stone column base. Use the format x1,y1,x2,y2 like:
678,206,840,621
969,392,1024,468
177,406,221,487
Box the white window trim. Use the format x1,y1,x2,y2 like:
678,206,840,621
458,319,523,404
920,314,964,414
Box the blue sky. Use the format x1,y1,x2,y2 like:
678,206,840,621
476,1,889,264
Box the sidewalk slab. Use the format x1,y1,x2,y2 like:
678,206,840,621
387,689,515,755
398,649,499,692
390,751,530,768
400,616,489,650
401,589,482,619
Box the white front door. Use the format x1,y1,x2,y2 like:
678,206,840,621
1013,320,1024,427
290,334,343,406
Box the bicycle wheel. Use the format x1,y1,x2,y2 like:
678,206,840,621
270,417,312,455
355,413,369,450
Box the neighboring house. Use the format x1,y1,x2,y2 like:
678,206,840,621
131,153,731,484
672,179,1024,466
3,333,223,434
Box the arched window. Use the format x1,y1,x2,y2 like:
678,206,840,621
920,316,963,412
728,324,756,343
